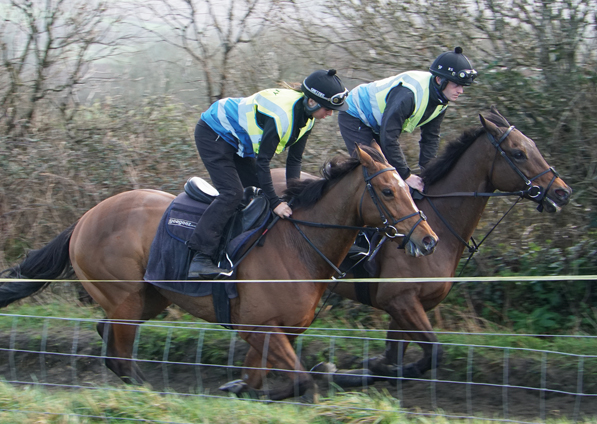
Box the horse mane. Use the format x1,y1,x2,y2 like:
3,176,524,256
422,108,511,186
282,145,386,209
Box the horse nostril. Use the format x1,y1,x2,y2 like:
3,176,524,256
423,236,437,251
555,188,570,201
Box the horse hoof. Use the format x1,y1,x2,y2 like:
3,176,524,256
332,369,375,388
219,379,248,394
310,362,337,375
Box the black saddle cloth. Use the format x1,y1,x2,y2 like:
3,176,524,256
144,191,270,297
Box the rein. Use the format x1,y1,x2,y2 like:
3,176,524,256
421,192,522,276
286,165,423,279
417,124,558,276
285,165,427,324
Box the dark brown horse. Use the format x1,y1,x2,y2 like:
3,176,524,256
0,145,438,400
275,107,572,384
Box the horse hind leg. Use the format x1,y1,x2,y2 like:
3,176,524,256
97,319,146,385
95,285,171,386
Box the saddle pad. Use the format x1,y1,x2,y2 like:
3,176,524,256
143,192,246,298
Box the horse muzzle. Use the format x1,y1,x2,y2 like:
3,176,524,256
541,183,572,213
404,234,438,258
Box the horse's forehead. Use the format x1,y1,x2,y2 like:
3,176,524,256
511,129,537,150
371,165,406,189
391,172,407,188
374,167,418,209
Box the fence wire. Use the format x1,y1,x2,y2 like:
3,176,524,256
0,311,595,423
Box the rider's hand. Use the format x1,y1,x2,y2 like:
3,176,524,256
405,174,425,192
273,202,292,218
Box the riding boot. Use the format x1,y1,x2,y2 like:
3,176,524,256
188,252,225,280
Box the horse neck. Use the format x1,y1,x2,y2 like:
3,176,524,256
424,137,496,254
290,167,365,278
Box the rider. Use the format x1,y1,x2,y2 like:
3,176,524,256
339,47,477,192
187,69,349,279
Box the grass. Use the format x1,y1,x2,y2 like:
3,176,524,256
0,382,592,424
0,297,596,423
2,298,596,372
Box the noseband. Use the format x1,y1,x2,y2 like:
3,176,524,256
487,125,559,212
360,166,427,249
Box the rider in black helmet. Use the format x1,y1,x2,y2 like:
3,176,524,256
339,47,477,192
187,69,348,279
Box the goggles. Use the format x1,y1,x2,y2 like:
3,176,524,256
303,81,349,106
457,69,478,80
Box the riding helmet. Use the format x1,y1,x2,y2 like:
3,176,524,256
301,69,349,112
429,47,477,87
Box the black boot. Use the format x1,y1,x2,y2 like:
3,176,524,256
188,253,225,279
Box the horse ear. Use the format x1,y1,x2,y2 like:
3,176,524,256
370,140,383,155
479,111,499,136
355,144,376,169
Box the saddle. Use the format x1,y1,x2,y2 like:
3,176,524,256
144,177,271,326
184,176,270,253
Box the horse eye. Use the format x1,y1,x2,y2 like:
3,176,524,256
381,188,394,197
510,150,526,161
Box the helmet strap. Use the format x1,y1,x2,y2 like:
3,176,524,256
437,76,449,92
303,96,322,115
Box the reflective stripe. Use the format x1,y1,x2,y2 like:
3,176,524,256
201,89,313,157
346,71,447,134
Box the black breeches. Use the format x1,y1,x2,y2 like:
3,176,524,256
187,120,258,258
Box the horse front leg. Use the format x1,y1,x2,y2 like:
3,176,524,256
219,329,315,401
370,295,442,381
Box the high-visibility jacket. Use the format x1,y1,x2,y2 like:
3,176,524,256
201,89,315,157
345,71,447,134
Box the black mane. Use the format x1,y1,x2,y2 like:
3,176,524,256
282,145,387,209
422,109,511,186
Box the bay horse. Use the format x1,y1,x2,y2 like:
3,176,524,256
275,107,572,384
0,145,438,400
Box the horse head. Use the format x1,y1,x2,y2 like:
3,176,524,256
354,144,438,257
480,106,572,213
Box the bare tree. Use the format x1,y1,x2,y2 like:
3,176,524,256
0,0,128,135
285,0,480,83
132,0,284,103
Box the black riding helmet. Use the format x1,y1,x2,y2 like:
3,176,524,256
430,47,477,90
301,69,349,113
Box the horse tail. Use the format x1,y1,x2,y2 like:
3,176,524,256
0,222,77,308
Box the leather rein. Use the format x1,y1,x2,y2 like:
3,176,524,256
286,165,427,278
419,125,560,275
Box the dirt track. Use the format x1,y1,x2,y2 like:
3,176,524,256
0,326,595,423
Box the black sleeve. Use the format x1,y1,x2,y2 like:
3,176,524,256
379,85,416,180
286,130,310,181
418,109,445,168
255,116,283,209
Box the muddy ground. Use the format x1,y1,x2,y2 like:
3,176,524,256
0,326,594,423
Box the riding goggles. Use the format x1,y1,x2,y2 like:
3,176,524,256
457,69,478,80
303,83,349,106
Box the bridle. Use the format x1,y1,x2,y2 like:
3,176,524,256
285,165,427,277
359,166,427,249
420,124,560,275
487,125,559,212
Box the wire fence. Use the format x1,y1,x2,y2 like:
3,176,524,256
0,307,596,423
0,275,595,422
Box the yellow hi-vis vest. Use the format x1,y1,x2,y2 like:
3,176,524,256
345,71,447,134
201,88,314,157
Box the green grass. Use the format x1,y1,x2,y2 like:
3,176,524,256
0,382,591,424
2,299,596,372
